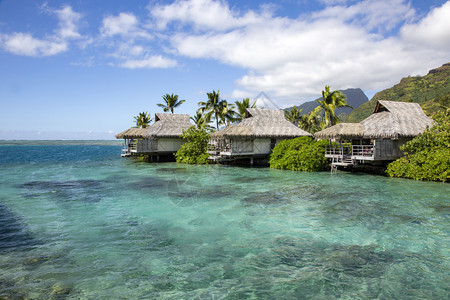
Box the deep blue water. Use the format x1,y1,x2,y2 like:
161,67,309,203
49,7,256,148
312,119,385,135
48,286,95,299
0,141,448,299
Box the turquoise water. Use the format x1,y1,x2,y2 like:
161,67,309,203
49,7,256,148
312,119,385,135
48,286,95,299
0,142,448,299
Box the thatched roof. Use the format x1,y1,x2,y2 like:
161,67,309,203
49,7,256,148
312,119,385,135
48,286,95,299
315,123,364,140
115,127,148,139
361,100,433,139
115,113,193,139
143,113,192,138
314,100,433,140
210,108,312,139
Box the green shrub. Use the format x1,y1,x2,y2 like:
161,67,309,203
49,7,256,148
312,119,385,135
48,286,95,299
269,136,329,172
175,127,210,164
386,110,450,182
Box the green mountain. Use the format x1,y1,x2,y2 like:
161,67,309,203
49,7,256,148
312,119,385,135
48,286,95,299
346,62,450,123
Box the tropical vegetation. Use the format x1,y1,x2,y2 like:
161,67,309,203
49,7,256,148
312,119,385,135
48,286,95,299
234,98,256,121
298,112,322,134
134,111,152,128
269,137,330,172
198,90,235,130
217,101,236,127
190,110,213,131
309,85,351,129
292,86,351,134
284,106,302,124
386,110,449,182
175,126,210,164
157,93,186,113
347,63,450,122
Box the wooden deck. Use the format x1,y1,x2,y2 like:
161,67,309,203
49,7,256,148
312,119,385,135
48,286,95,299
325,145,374,160
326,142,404,171
326,145,374,169
207,141,260,162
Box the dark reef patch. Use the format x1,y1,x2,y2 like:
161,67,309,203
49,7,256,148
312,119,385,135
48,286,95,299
0,278,28,299
23,255,53,267
201,184,236,199
125,221,175,251
131,176,168,191
269,237,398,280
431,203,450,214
241,191,290,205
18,180,105,203
231,176,267,184
156,167,188,173
0,203,41,251
19,180,101,190
322,244,395,278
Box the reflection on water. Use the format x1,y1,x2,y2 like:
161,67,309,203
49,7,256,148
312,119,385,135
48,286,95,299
0,144,448,299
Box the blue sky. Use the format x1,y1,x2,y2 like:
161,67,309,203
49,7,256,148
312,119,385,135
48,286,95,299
0,0,449,139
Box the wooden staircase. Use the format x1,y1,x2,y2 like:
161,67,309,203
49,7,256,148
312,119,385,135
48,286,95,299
331,155,354,169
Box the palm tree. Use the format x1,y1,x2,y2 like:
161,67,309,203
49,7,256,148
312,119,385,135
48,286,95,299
191,109,213,131
157,93,186,113
134,111,152,128
311,86,352,129
234,98,256,121
198,90,232,130
298,111,321,134
218,101,236,126
285,106,302,124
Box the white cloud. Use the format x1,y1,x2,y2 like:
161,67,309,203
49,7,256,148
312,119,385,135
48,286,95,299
317,0,350,4
153,0,450,103
2,0,448,101
1,32,67,56
100,12,152,39
99,12,170,68
172,17,366,72
401,1,450,51
119,55,177,69
0,4,84,57
54,5,83,39
110,41,146,59
150,0,266,31
312,0,416,33
129,45,144,56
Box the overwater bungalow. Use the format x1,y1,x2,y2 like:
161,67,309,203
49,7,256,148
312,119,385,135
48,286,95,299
208,108,312,164
114,127,148,157
315,100,433,169
116,113,193,159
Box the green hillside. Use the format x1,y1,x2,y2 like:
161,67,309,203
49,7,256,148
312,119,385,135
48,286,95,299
346,62,450,123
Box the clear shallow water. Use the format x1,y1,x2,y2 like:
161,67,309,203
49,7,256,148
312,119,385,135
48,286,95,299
0,142,448,299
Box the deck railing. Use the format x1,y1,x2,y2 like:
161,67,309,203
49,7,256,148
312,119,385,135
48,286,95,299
121,142,137,152
230,143,253,154
129,143,137,151
207,143,220,153
325,145,351,156
325,144,374,159
352,145,374,157
207,141,253,155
